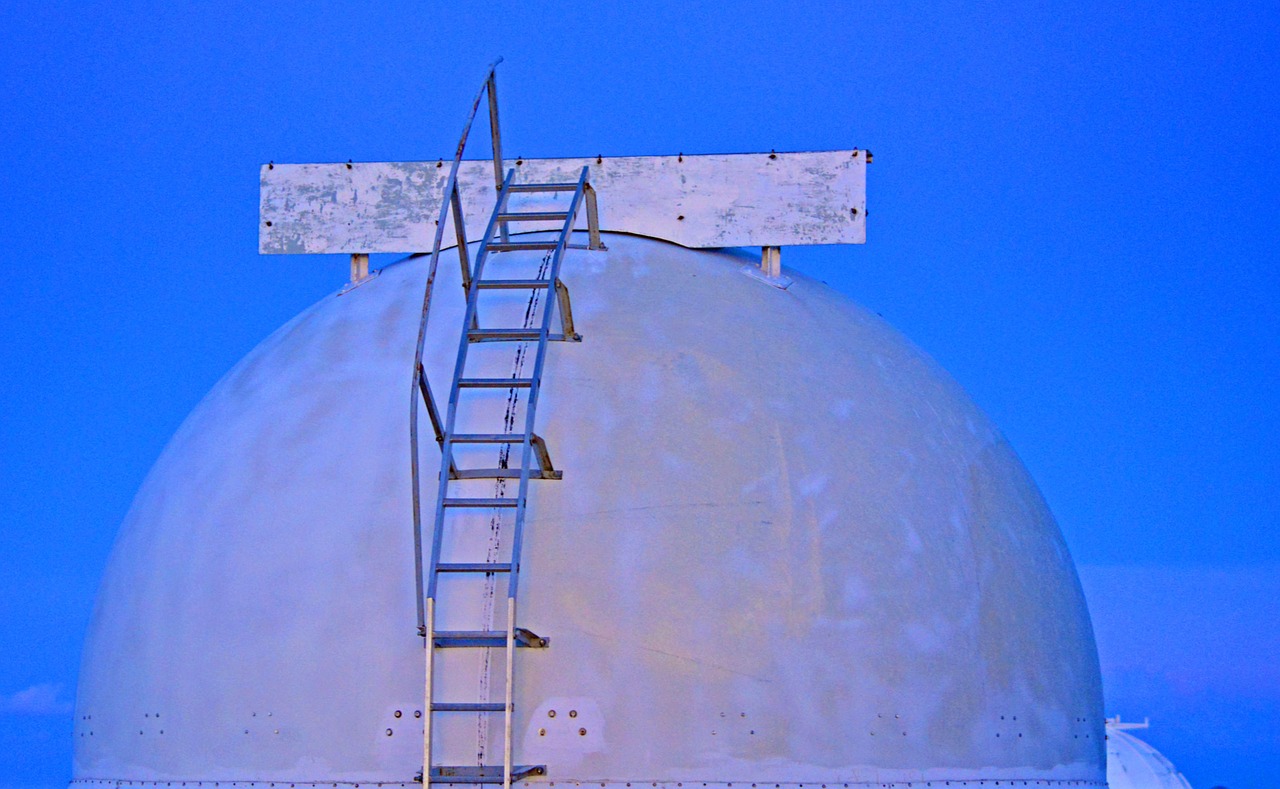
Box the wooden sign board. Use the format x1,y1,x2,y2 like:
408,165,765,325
260,150,867,255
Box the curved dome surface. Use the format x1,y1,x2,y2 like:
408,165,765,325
1105,725,1192,789
74,234,1104,787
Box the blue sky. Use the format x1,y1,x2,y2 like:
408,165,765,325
1,1,1276,787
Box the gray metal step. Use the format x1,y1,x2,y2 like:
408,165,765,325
476,278,552,290
435,562,512,573
427,765,546,784
468,328,576,342
488,241,559,252
468,328,541,341
432,629,549,648
457,377,534,389
507,181,578,193
450,433,528,444
442,497,518,508
496,211,569,222
453,468,563,481
431,702,507,713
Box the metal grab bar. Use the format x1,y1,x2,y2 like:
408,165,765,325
409,58,505,637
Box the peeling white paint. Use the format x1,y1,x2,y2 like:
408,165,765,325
259,151,867,255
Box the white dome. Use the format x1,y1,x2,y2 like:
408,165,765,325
74,235,1104,787
1105,723,1192,789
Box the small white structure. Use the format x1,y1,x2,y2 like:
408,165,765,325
1105,717,1193,789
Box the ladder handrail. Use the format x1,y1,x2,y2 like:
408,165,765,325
412,55,505,374
411,57,505,638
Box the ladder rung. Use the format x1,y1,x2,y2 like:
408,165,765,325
488,241,559,252
476,278,552,290
467,329,576,343
450,433,528,444
457,377,534,389
453,468,563,481
496,211,570,222
468,328,541,341
428,766,546,784
469,333,574,343
507,181,579,193
443,497,518,508
431,702,507,713
432,629,550,648
436,562,512,573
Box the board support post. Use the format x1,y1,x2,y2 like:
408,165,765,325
761,246,781,278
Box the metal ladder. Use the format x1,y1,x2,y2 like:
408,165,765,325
421,165,601,788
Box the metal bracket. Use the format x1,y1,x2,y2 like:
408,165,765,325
583,183,606,250
554,280,582,342
740,246,792,290
416,364,460,480
338,253,379,295
761,246,781,278
529,434,559,479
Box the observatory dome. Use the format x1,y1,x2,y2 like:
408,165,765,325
1105,722,1192,789
74,234,1104,787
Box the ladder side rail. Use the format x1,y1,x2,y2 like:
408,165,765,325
506,167,590,602
503,595,516,789
426,168,517,603
499,167,589,789
411,57,504,645
423,597,436,789
411,388,427,636
429,166,522,789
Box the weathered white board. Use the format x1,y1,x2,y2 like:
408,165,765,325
259,150,867,254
